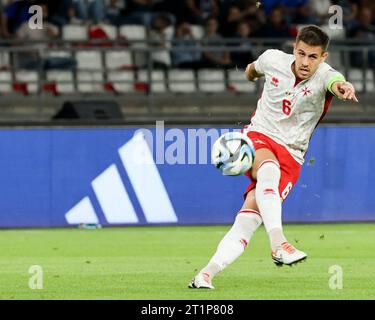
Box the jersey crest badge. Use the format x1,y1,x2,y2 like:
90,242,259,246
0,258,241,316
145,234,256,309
301,86,312,96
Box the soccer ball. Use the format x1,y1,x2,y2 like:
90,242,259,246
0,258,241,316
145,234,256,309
212,132,255,176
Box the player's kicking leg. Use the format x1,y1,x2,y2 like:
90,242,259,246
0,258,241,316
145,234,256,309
188,149,306,289
188,201,262,289
250,148,307,266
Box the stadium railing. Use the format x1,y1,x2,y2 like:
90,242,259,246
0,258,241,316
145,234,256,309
0,37,374,124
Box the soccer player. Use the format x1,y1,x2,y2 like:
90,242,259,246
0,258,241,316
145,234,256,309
189,25,358,289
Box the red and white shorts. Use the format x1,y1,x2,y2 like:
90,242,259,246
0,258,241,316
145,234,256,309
243,131,301,201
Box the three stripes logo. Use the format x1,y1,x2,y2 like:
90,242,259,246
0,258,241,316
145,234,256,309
65,132,178,225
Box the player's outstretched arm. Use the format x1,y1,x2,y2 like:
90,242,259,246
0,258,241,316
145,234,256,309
245,62,264,82
331,81,359,102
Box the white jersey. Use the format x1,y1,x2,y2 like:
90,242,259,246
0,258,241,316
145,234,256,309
245,49,345,164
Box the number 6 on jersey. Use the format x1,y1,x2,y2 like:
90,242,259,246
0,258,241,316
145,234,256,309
282,99,292,116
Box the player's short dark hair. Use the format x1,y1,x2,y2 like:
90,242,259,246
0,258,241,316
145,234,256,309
296,25,330,52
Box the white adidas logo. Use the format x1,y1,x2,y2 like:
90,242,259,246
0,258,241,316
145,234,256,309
65,132,178,224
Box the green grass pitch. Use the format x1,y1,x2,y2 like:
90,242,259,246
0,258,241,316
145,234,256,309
1,223,375,300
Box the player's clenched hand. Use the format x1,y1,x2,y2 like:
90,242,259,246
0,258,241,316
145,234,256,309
245,64,254,81
245,63,260,82
334,81,359,102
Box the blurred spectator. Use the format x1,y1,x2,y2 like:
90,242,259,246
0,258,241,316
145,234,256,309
105,0,123,25
44,0,72,27
201,17,232,68
347,6,375,38
15,4,76,70
360,0,375,21
67,5,85,24
127,0,154,13
292,2,317,24
185,0,219,24
118,0,175,27
221,0,265,37
120,0,154,26
254,0,278,15
252,6,292,39
230,21,254,68
0,0,6,38
172,21,202,69
1,0,31,37
72,0,105,24
152,0,183,24
260,0,308,15
347,6,375,68
149,13,173,69
279,0,309,24
334,0,359,29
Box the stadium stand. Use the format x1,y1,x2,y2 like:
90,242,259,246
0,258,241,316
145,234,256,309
168,69,196,93
138,69,167,93
62,24,88,41
0,0,374,123
198,69,226,92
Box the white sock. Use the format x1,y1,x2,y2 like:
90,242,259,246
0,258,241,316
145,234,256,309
200,210,262,280
255,160,286,251
269,228,287,251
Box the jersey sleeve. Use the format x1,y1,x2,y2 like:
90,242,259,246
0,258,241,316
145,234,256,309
324,68,346,95
254,49,279,75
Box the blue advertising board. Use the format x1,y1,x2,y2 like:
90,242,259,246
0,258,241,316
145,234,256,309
0,125,373,228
